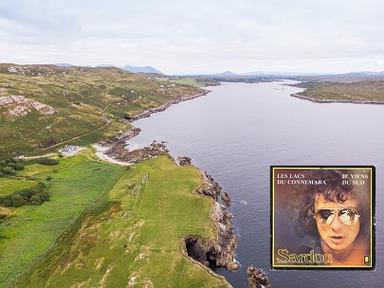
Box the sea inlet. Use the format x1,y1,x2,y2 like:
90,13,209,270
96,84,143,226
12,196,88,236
128,81,384,287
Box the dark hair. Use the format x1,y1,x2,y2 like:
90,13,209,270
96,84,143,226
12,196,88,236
296,170,369,239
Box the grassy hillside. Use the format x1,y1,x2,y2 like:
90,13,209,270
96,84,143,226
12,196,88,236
295,81,384,103
0,152,230,288
0,178,37,196
0,64,203,158
0,151,124,287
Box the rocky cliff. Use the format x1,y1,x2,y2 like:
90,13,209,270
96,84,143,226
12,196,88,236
185,171,239,272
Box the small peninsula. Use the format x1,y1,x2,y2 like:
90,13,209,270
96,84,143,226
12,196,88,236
292,80,384,104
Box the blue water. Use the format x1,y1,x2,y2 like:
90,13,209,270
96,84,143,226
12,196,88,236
129,81,384,288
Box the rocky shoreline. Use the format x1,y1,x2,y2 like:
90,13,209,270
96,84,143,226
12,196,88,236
184,173,273,288
95,126,168,164
291,92,384,105
183,171,239,272
125,89,211,121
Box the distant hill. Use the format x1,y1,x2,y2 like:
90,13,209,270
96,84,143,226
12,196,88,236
210,71,239,77
182,71,281,83
122,65,163,74
298,71,384,83
186,70,384,83
241,71,321,77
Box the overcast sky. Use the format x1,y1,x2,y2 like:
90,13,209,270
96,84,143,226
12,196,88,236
0,0,383,74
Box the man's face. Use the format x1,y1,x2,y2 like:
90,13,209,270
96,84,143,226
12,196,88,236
314,194,360,254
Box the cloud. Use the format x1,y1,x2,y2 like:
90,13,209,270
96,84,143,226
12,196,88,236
0,0,383,73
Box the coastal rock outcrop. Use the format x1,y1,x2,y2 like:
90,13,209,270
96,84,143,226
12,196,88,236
198,172,231,206
101,127,141,145
184,205,239,272
185,172,239,272
211,202,239,271
177,156,192,166
247,266,271,288
105,140,168,163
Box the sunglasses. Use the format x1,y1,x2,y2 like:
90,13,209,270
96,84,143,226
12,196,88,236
315,207,360,226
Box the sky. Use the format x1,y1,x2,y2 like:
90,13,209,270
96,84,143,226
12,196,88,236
0,0,383,74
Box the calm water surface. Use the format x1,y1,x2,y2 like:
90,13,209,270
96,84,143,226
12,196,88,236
129,81,384,288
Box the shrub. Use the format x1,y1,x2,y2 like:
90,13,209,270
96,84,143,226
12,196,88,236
19,189,35,198
39,191,50,202
36,158,59,165
0,158,24,177
2,198,13,207
12,195,26,207
30,195,42,205
1,167,16,176
0,182,49,208
7,162,17,169
14,163,24,171
37,182,46,189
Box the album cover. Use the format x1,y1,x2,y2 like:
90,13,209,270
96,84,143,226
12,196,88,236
271,166,375,269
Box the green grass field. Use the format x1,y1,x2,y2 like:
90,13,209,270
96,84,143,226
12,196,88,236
0,153,230,288
0,178,37,196
0,153,124,287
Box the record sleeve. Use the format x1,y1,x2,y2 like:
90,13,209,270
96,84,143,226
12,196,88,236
271,166,375,269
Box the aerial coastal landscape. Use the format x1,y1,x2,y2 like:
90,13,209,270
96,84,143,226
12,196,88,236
1,0,384,287
1,63,383,287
